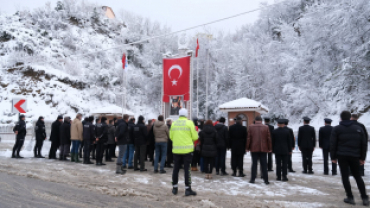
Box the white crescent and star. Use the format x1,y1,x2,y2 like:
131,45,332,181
168,65,183,86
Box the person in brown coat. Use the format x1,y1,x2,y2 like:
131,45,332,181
153,115,169,173
70,113,83,163
246,116,272,184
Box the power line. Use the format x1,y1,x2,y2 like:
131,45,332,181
0,0,287,70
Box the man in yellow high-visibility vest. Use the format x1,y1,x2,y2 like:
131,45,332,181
170,108,198,196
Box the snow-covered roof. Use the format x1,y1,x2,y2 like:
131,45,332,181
90,105,134,117
219,98,269,113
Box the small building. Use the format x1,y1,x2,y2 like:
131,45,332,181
218,98,269,127
90,105,134,121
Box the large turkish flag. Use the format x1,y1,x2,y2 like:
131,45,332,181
163,56,191,102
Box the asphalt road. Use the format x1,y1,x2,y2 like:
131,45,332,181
0,172,146,208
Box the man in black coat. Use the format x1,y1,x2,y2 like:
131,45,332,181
115,114,129,174
12,114,27,158
351,113,369,176
48,115,63,159
284,120,296,173
95,117,108,166
78,117,89,159
134,116,148,171
319,118,336,175
34,116,47,158
331,111,368,206
59,117,71,161
298,117,316,174
229,117,247,177
272,119,292,181
91,118,100,159
83,116,95,164
264,117,274,172
215,117,229,176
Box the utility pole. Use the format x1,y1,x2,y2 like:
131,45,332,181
205,48,209,119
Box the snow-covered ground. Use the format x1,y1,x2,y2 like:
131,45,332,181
0,134,369,208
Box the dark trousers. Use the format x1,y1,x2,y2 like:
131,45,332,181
338,155,368,198
12,138,25,156
287,154,293,171
275,154,288,179
105,144,115,161
49,141,59,159
83,140,91,162
95,142,104,164
172,153,193,187
251,152,268,182
268,153,273,170
79,141,84,158
323,149,337,174
301,149,313,172
134,145,147,170
147,144,154,161
191,150,200,167
91,143,96,159
166,141,173,165
34,139,44,156
204,157,215,174
231,152,244,172
215,147,227,173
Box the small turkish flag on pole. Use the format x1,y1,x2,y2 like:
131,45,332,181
195,39,200,57
122,53,126,69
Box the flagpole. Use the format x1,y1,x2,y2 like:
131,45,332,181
196,53,199,119
205,48,209,120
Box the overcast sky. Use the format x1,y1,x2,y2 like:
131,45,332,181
1,0,274,33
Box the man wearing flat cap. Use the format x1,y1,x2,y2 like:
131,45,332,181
298,117,316,174
319,118,337,175
272,119,292,181
229,116,247,177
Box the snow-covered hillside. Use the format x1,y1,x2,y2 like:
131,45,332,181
0,0,369,129
0,0,178,127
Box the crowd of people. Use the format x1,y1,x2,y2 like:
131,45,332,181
10,109,369,206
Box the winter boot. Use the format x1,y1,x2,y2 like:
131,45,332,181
238,171,246,177
75,154,81,163
116,165,126,174
16,152,24,158
71,153,75,162
185,187,197,196
344,197,355,205
172,187,178,195
363,197,369,206
11,150,17,158
34,149,38,158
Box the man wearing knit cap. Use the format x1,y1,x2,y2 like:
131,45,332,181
12,114,27,158
298,116,316,174
34,116,47,158
170,108,198,196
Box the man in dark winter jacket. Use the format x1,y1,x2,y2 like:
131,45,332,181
331,111,369,206
49,115,63,159
12,114,27,158
122,118,135,169
106,120,116,162
115,114,129,174
351,113,369,176
83,116,95,164
298,117,316,174
34,116,47,158
272,119,292,181
59,117,71,161
284,120,296,173
146,120,155,162
134,116,148,171
215,117,229,176
95,117,108,166
91,118,100,159
319,118,336,175
78,117,89,159
264,117,274,172
229,117,247,177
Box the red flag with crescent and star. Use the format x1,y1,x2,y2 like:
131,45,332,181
162,56,191,102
